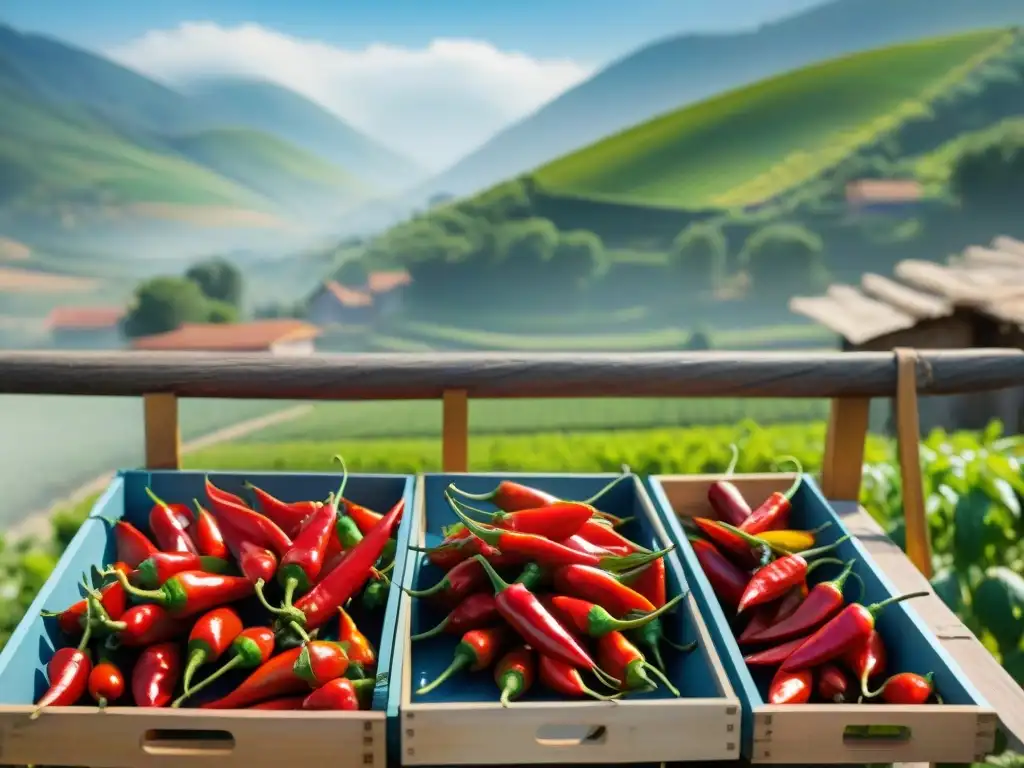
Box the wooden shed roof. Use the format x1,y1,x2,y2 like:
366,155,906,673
790,235,1024,344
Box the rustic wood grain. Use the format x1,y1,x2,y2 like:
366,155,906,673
0,349,1020,400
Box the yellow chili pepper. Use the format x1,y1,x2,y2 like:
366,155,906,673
758,529,816,553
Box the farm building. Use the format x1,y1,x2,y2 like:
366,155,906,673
307,270,411,326
845,179,923,213
45,306,124,349
790,235,1024,433
131,320,321,355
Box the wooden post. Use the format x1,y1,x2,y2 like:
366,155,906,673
442,389,468,472
894,347,933,579
820,397,870,500
143,393,180,470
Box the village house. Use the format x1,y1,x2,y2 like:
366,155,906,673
45,306,124,349
131,319,321,355
307,269,412,327
845,179,924,213
789,234,1024,433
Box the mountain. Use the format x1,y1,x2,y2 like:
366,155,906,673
184,78,422,191
419,0,1024,201
169,128,366,215
0,25,417,190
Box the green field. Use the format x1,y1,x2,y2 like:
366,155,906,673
531,29,1015,209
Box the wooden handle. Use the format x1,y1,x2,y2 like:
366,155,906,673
442,389,468,472
144,393,180,470
820,397,870,500
894,347,933,578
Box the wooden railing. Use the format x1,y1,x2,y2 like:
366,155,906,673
1,346,1023,580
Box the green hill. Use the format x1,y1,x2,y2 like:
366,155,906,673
531,29,1016,210
169,128,367,213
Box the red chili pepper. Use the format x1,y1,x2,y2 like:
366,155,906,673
559,534,630,558
411,593,499,641
688,537,749,611
318,547,349,583
246,481,320,538
781,592,929,672
338,607,376,668
109,569,254,618
549,594,682,638
248,695,306,710
189,502,229,560
175,627,276,707
181,606,244,692
344,500,385,534
472,555,619,687
200,649,307,710
403,557,486,606
449,495,670,572
598,629,680,695
100,603,189,647
707,445,753,526
692,518,761,569
133,552,231,589
449,475,628,519
537,655,621,701
577,518,644,552
42,571,129,635
145,487,198,555
270,480,345,607
411,534,506,571
749,560,863,644
104,519,158,568
417,626,508,695
87,651,126,709
238,541,278,585
32,597,95,717
841,629,887,699
302,677,361,710
268,496,405,632
874,671,940,704
739,460,803,535
204,478,248,507
204,478,292,557
736,581,806,645
742,636,811,666
133,642,181,708
552,564,656,617
495,646,534,707
294,639,350,687
620,557,667,608
768,667,812,704
817,663,850,703
453,497,598,541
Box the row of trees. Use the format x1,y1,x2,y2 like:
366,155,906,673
122,258,244,338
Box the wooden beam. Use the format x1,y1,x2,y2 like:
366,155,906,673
441,389,468,472
820,397,870,500
0,350,1022,400
143,393,180,470
894,347,933,578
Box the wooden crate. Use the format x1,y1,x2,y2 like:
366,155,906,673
392,472,741,766
647,473,999,765
0,469,416,768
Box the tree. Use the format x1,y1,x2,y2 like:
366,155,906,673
494,218,559,267
686,325,712,350
951,126,1024,210
670,222,727,292
335,259,369,287
186,257,243,307
554,230,605,285
740,223,826,294
122,277,212,338
206,300,239,324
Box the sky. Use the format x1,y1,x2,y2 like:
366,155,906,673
2,0,829,169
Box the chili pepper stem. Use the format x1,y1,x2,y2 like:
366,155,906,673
144,486,173,511
664,638,698,653
772,457,805,500
104,568,162,602
288,621,312,644
172,655,243,707
400,580,449,599
867,591,930,616
411,616,451,642
281,577,299,610
805,557,845,575
253,579,305,624
417,656,470,695
724,444,740,476
332,454,351,499
581,684,624,702
182,650,206,693
613,593,684,631
643,661,680,697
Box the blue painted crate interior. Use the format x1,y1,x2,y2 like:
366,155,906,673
651,475,981,709
0,470,414,713
405,472,722,704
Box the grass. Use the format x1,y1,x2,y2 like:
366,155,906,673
531,29,1015,209
913,115,1024,186
392,319,835,352
233,397,830,443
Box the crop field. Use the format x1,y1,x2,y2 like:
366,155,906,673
532,29,1016,209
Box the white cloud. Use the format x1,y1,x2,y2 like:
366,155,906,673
106,23,594,170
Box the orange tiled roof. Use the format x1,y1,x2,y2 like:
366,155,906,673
131,320,320,352
324,281,372,307
45,306,124,330
367,270,411,294
846,179,923,203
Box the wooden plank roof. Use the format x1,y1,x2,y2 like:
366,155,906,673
790,235,1024,344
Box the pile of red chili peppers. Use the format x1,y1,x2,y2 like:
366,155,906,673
691,448,942,707
35,457,401,713
407,476,694,703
